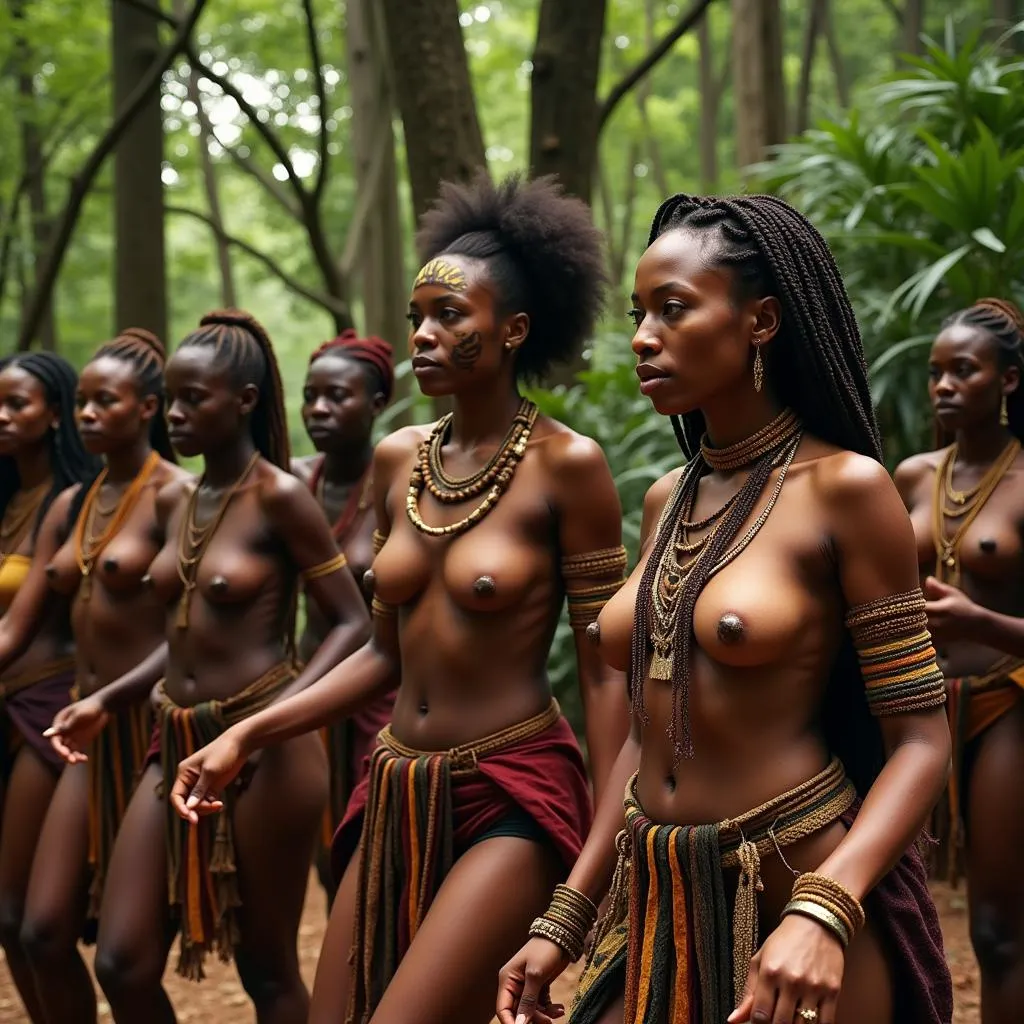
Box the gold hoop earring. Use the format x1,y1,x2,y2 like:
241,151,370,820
1000,393,1009,427
753,345,764,393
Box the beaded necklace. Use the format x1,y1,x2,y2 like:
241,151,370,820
406,398,538,538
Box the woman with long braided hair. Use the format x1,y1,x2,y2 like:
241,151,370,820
0,351,98,1020
894,298,1024,1023
292,329,398,905
0,330,187,1024
49,311,370,1023
170,174,630,1024
498,194,953,1024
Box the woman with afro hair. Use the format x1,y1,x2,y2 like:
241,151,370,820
171,173,631,1024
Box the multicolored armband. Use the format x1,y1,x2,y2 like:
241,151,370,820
561,545,627,631
845,589,946,716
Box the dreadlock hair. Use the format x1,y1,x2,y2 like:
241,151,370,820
936,297,1024,446
639,193,885,797
0,352,100,541
176,310,291,470
310,328,395,404
92,328,176,462
414,171,608,383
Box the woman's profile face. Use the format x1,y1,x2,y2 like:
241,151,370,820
164,346,249,458
75,355,153,456
928,324,1009,434
0,365,56,457
302,353,381,452
628,229,761,417
406,254,519,398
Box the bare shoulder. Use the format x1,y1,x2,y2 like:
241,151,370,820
155,474,193,514
892,447,944,494
645,466,683,515
534,417,612,482
373,424,429,479
152,459,191,490
258,461,316,515
290,454,319,485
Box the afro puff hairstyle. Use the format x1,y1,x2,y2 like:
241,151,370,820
414,172,608,383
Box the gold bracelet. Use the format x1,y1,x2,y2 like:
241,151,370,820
782,899,850,948
791,872,865,936
528,916,585,962
300,551,348,582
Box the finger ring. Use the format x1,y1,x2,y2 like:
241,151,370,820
797,1010,818,1022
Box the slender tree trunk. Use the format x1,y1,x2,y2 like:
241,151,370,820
822,0,849,107
379,0,487,224
529,0,609,201
112,0,167,340
795,0,824,135
698,10,719,191
902,0,925,56
992,0,1022,51
638,0,669,197
731,0,786,170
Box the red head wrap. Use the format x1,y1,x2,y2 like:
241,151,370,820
309,329,394,403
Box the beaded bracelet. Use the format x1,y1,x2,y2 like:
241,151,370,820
782,872,865,949
528,884,598,962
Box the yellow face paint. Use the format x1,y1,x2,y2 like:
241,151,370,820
413,258,467,292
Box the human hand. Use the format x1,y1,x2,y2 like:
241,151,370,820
923,575,981,644
169,727,247,823
497,937,572,1024
728,913,845,1024
43,696,110,764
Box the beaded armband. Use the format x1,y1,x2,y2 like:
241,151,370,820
372,529,387,555
845,589,946,716
561,545,628,630
528,884,598,962
300,551,348,583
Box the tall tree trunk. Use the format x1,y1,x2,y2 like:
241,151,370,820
992,0,1022,51
731,0,786,171
529,0,608,201
795,0,825,135
12,0,57,350
902,0,925,56
379,0,487,224
112,0,167,340
638,0,669,198
822,0,849,107
698,10,719,191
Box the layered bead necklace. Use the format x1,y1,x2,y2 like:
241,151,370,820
406,398,538,538
932,437,1020,587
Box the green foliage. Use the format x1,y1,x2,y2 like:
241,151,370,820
758,21,1024,465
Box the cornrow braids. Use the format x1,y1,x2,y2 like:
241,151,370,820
93,327,176,463
178,310,291,470
310,328,395,403
0,352,101,541
941,297,1024,443
639,194,888,795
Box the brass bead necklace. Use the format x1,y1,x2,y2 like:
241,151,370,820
699,408,800,472
175,451,260,629
406,399,539,538
75,450,162,603
932,437,1019,587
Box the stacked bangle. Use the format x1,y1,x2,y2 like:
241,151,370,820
782,872,865,950
528,884,598,962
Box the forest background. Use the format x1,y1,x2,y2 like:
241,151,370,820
0,0,1022,719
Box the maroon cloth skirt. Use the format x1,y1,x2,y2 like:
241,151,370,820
1,658,76,771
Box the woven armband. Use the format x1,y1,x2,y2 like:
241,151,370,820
300,551,348,583
371,596,396,619
561,545,627,630
845,589,946,716
372,529,388,555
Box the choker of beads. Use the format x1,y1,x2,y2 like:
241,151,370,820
406,399,538,538
700,409,800,472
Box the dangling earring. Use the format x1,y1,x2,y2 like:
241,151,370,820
504,341,513,351
753,345,764,394
1000,393,1009,427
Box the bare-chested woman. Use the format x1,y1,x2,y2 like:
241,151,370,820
894,298,1024,1024
0,331,187,1024
48,311,370,1024
0,352,98,1020
171,174,631,1024
498,194,953,1024
291,329,397,902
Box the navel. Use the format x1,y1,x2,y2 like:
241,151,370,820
664,773,676,793
473,575,496,596
418,700,429,716
716,612,745,645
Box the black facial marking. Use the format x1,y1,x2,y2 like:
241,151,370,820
451,331,483,371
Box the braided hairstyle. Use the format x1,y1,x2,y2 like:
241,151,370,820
415,172,608,382
0,352,100,540
310,328,395,403
938,297,1024,444
640,194,885,795
92,328,176,462
176,310,291,469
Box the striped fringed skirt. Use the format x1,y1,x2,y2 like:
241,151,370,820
938,656,1024,883
85,699,154,929
571,760,856,1024
156,662,296,981
342,699,592,1024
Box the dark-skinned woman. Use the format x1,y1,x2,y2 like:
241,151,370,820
291,329,398,903
0,330,187,1024
170,174,631,1024
498,194,954,1024
894,298,1024,1024
0,351,98,1021
48,310,370,1024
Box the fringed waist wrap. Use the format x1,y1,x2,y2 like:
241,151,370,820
338,699,592,1024
156,662,295,981
572,760,855,1024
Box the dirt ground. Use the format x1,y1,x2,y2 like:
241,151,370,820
0,877,980,1023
